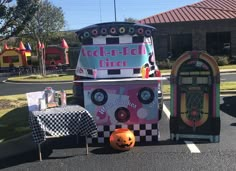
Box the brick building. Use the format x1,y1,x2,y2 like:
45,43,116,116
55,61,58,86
138,0,236,59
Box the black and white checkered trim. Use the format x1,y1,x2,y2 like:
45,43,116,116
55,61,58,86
87,123,159,144
85,68,145,78
83,35,151,45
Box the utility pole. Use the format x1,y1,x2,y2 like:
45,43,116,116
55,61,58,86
114,0,117,21
99,0,102,22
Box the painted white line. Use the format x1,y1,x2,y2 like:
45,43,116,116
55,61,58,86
221,94,236,97
163,103,201,153
163,103,170,119
184,141,201,153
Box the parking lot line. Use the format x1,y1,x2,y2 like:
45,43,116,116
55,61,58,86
163,103,201,153
163,104,170,119
185,141,201,153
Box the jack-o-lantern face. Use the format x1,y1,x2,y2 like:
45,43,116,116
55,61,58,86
109,128,135,151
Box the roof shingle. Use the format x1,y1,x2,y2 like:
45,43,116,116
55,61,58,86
138,0,236,24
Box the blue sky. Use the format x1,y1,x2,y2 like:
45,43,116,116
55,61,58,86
49,0,201,30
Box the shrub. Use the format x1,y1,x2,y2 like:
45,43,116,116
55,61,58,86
214,56,230,66
157,59,174,69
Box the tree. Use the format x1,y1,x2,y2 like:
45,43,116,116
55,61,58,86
124,17,138,23
23,0,65,46
0,0,39,41
22,0,65,76
48,31,80,47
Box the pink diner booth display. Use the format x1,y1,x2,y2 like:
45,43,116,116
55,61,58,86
73,22,165,144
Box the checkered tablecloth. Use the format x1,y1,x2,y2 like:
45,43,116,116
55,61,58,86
29,105,97,144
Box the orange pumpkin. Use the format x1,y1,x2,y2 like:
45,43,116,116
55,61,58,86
109,128,135,151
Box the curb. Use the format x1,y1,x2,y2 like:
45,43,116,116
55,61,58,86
5,80,72,83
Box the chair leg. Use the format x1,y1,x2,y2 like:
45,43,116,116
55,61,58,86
38,144,42,161
85,136,88,155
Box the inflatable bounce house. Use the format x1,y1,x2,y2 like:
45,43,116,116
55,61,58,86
0,41,32,71
45,39,69,69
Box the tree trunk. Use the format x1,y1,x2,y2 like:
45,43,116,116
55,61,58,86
38,48,46,76
42,47,46,76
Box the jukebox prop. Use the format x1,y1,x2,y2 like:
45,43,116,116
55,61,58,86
169,51,220,142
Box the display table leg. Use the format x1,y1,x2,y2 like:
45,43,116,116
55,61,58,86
38,143,42,161
85,136,88,155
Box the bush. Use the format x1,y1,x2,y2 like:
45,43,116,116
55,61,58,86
157,59,174,69
157,55,231,68
214,56,230,66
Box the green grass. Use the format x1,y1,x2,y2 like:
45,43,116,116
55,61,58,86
0,91,73,142
162,82,236,94
220,82,236,90
0,107,31,142
7,74,73,82
160,64,236,74
219,65,236,70
0,95,29,142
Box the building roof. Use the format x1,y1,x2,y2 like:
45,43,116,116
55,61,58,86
138,0,236,24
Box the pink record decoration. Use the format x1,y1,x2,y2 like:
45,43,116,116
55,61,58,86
128,27,135,35
91,29,98,37
145,29,152,37
110,27,117,34
101,28,107,35
83,31,90,38
119,27,126,34
137,28,144,35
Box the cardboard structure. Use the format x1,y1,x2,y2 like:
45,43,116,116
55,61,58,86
74,22,163,144
169,51,220,142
